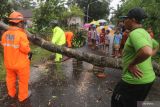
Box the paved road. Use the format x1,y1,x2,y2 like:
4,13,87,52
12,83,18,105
0,46,160,107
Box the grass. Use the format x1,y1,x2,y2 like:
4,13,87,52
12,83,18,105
30,45,52,65
0,62,6,81
0,52,5,81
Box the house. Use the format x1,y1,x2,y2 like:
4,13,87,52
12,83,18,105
67,17,84,28
17,9,33,28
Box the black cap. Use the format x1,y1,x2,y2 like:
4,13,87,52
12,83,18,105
121,7,147,22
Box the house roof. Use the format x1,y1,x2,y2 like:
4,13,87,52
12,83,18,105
17,9,32,18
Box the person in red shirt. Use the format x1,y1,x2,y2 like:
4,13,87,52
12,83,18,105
87,27,92,47
99,28,106,51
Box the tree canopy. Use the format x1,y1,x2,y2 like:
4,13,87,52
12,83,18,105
74,0,110,22
0,0,33,21
113,0,160,35
32,0,84,33
0,0,13,19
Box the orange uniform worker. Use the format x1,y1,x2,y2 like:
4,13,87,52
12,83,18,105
1,11,31,105
65,31,73,48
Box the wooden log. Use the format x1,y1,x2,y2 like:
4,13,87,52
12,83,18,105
0,21,160,76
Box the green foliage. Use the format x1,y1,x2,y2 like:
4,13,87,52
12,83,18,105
89,0,110,21
0,0,12,19
70,5,84,17
0,47,5,81
61,5,84,20
152,54,160,64
31,45,52,64
32,0,64,33
32,1,84,35
0,67,5,81
13,0,32,9
115,0,160,35
0,53,5,81
72,30,87,48
75,0,110,22
0,0,33,19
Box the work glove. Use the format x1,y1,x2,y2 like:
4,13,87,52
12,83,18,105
28,52,33,61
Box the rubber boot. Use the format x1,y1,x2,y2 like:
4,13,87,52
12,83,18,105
18,98,32,107
18,90,32,107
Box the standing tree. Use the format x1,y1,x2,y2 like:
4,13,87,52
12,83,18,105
13,0,32,9
113,0,160,35
32,0,84,36
32,0,66,33
0,0,33,21
75,0,110,22
0,0,13,19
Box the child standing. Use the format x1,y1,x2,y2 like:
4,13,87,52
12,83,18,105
113,28,122,58
105,30,110,55
87,27,92,47
99,28,106,51
90,25,97,49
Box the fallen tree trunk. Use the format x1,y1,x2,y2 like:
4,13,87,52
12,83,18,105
0,21,160,76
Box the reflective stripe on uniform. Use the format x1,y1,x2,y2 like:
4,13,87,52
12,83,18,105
3,43,19,48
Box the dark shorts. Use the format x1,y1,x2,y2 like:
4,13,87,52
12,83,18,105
111,80,154,107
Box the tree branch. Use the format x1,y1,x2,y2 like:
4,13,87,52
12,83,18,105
0,21,159,76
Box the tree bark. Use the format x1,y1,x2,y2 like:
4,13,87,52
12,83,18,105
0,21,160,76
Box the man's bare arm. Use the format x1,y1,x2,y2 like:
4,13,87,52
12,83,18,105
130,46,152,65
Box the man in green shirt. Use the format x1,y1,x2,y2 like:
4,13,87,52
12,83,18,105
111,7,159,107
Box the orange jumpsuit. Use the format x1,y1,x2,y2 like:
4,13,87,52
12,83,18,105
1,26,30,102
65,32,73,48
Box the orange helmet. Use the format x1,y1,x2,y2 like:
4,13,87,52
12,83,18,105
9,11,24,23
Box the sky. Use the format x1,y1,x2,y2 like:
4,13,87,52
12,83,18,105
109,0,122,19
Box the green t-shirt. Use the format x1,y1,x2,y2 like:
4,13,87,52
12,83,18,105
122,28,159,84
